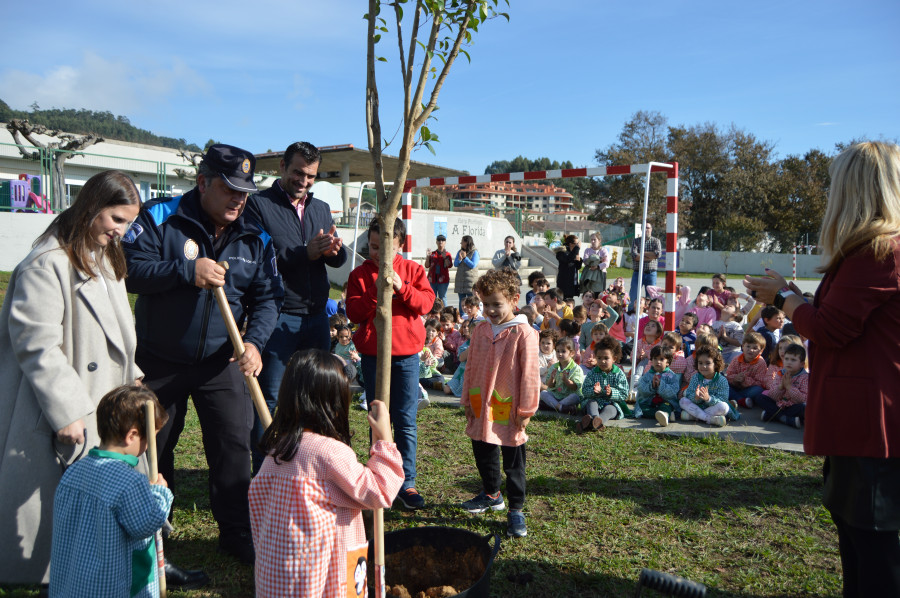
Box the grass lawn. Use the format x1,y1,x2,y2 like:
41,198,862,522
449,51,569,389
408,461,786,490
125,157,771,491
0,274,840,597
0,403,841,597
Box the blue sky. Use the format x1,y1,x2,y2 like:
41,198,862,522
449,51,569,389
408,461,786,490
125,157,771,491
2,0,898,174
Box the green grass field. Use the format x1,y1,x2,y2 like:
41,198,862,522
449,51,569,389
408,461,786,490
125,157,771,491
0,273,841,597
0,403,841,598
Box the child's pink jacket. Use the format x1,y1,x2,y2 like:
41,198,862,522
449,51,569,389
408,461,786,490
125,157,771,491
691,305,716,327
249,435,403,598
462,320,540,447
725,354,768,388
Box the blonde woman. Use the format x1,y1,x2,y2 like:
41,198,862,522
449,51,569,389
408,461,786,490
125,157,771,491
745,141,900,597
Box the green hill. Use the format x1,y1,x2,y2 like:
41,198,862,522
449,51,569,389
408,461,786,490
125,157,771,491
0,99,203,152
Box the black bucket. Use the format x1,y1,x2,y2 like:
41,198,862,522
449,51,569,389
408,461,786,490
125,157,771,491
369,526,501,598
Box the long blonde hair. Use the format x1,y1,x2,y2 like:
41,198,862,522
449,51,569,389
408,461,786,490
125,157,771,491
819,141,900,274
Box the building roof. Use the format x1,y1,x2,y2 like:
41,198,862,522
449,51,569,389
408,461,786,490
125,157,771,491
254,144,468,184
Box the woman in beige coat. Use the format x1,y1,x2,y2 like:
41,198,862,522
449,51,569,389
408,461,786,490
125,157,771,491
0,170,142,585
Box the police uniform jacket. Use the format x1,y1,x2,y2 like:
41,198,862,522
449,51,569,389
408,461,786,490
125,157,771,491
123,188,283,364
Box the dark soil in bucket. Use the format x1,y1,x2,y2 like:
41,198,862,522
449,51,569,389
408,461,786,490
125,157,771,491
384,544,485,598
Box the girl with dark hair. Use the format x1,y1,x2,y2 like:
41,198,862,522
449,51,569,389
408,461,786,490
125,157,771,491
0,170,144,585
249,349,403,597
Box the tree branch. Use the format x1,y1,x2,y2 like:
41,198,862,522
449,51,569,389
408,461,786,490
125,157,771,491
412,2,473,131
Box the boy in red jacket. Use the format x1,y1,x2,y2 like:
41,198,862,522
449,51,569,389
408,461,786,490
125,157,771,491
346,218,435,510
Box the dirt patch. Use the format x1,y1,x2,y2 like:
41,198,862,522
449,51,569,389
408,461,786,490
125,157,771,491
385,544,485,597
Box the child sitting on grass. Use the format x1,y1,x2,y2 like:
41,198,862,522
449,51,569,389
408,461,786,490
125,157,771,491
713,305,744,364
444,320,472,396
332,324,362,382
679,346,730,427
51,386,173,598
578,337,631,433
757,343,809,429
250,350,403,597
660,332,687,383
678,312,698,356
540,337,585,414
636,345,681,427
757,305,786,363
558,318,582,364
460,269,540,538
538,328,559,380
691,292,717,327
726,331,767,409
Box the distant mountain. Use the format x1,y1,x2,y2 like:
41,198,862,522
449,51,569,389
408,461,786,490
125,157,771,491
0,99,203,152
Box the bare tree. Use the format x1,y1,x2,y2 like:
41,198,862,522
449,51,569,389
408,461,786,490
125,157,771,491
365,0,507,406
172,149,204,182
7,119,103,209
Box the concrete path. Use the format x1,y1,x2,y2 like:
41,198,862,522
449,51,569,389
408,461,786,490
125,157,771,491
418,390,805,454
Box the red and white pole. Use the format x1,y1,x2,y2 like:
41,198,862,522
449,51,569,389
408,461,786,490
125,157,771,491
792,245,798,281
401,192,413,260
664,163,679,333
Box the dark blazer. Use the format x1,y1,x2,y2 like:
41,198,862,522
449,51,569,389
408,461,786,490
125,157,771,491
245,184,347,315
792,239,900,458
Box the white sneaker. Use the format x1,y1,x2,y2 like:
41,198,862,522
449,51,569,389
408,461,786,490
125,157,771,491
358,391,368,411
655,411,669,427
745,397,754,409
680,411,694,421
417,384,430,411
710,415,727,427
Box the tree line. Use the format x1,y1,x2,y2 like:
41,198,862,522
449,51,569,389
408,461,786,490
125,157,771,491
0,99,204,152
485,110,877,252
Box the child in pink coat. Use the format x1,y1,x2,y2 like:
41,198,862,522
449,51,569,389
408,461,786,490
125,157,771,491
460,269,540,539
249,350,403,598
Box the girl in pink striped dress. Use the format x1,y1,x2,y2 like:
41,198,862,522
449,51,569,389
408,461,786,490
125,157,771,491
249,350,403,598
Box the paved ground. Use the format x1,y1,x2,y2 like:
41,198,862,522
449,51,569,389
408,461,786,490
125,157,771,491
362,272,816,456
417,390,805,454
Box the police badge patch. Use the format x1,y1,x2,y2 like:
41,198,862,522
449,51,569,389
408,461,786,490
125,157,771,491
184,239,199,260
122,222,143,244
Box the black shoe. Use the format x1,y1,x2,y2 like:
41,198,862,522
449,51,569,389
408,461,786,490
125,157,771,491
218,530,255,565
164,559,210,589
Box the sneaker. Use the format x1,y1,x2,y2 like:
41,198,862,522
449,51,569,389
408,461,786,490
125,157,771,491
680,411,694,422
461,491,505,513
744,397,754,409
507,510,527,538
655,411,669,427
417,395,430,411
760,410,769,422
358,391,368,411
790,416,802,429
710,415,727,427
396,487,426,510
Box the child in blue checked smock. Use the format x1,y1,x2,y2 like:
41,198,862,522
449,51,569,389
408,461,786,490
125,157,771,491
636,345,681,427
50,385,172,598
679,346,731,427
578,336,631,432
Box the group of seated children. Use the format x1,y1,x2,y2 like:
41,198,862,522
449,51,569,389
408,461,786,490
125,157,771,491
528,274,809,432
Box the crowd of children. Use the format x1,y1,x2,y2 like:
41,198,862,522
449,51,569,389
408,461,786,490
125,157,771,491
48,264,815,596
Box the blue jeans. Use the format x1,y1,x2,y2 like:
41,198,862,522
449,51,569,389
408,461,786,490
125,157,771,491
252,310,331,473
361,353,418,490
430,282,449,304
629,269,658,306
728,384,765,403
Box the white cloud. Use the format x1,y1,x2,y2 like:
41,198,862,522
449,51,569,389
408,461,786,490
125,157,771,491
0,51,211,115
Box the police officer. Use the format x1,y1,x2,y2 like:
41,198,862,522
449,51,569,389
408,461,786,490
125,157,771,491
123,144,283,566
